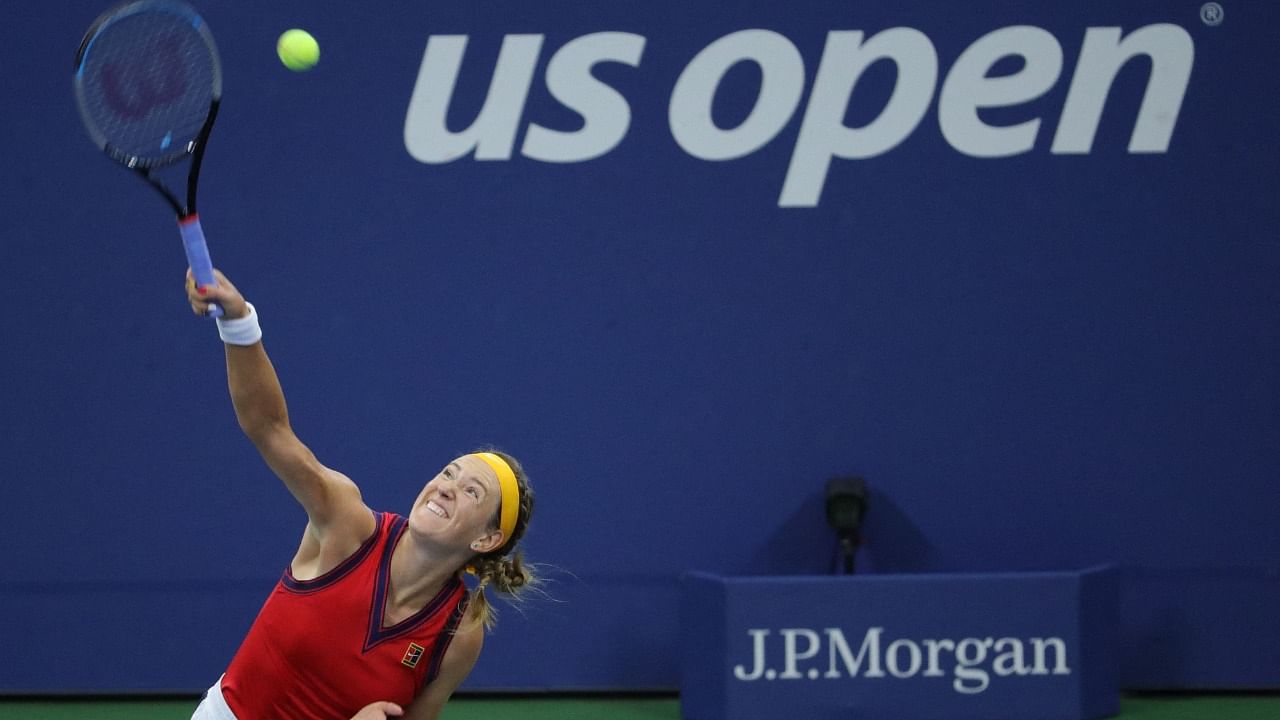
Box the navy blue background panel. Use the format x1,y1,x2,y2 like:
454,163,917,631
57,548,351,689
2,0,1278,692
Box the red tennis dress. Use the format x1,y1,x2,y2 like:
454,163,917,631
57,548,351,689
220,511,468,719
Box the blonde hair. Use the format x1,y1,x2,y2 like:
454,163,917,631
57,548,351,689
462,449,536,631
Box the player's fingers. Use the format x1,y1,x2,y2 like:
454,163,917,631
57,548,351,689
209,268,241,296
198,283,228,302
186,267,235,295
186,280,210,304
185,267,243,318
200,273,247,313
350,702,403,719
201,270,237,297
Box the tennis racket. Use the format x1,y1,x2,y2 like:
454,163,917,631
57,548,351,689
74,0,224,316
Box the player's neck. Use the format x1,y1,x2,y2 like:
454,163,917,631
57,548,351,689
386,528,464,610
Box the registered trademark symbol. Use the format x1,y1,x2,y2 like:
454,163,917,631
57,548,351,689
1201,2,1224,26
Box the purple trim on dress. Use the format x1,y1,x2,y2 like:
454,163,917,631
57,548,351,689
363,515,465,652
281,509,383,594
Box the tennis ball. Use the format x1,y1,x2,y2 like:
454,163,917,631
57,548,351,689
277,29,319,72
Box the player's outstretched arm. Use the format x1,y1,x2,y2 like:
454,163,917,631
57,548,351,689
186,270,371,540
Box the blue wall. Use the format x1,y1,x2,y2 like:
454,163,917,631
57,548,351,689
2,0,1277,692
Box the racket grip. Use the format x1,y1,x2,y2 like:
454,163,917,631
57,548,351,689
178,215,223,318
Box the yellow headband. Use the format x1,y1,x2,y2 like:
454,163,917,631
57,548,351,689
472,452,520,549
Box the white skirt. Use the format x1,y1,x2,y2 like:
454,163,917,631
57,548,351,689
191,675,239,720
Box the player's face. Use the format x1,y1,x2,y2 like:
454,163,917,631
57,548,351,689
409,455,502,548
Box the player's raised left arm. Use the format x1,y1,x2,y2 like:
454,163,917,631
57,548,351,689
186,270,372,542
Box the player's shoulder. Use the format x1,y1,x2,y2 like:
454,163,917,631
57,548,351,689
324,467,363,497
319,468,382,533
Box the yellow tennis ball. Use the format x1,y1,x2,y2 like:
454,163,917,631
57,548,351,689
277,29,319,72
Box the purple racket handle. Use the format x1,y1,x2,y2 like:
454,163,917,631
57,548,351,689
178,215,223,318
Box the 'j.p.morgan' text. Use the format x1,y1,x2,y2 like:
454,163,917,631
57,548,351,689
733,627,1070,694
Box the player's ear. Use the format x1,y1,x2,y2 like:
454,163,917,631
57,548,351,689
469,530,505,555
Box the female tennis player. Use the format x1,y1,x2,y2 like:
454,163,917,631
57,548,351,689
185,270,536,720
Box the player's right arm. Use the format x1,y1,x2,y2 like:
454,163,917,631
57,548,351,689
187,270,374,548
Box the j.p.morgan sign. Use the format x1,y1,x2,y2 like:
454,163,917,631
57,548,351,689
681,570,1117,720
733,626,1070,694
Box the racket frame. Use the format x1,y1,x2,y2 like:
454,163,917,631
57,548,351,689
73,0,226,316
73,0,223,218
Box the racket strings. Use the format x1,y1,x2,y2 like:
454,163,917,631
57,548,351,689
76,9,216,165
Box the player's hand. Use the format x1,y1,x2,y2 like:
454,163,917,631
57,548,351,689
185,268,249,319
350,701,404,720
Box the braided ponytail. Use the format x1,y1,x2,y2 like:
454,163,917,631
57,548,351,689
463,450,536,631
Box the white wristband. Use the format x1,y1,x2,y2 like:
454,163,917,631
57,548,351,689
216,302,262,345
